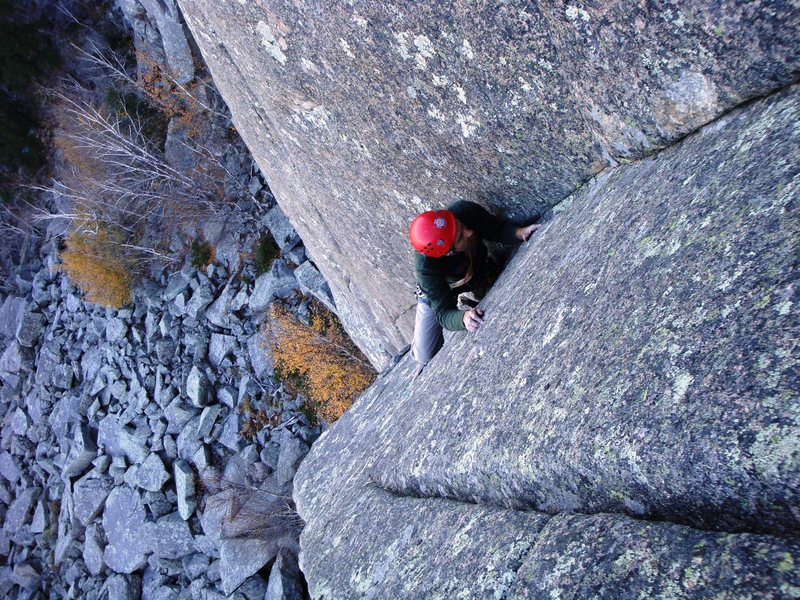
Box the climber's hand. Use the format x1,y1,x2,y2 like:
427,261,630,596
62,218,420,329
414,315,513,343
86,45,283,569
516,223,542,242
463,308,484,333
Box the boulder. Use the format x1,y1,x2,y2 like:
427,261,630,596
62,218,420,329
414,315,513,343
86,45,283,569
205,282,237,327
106,318,128,343
248,261,298,313
262,205,300,253
246,333,273,380
134,452,170,492
164,397,197,434
15,309,45,347
186,365,209,407
173,460,196,520
4,487,39,535
219,537,279,596
83,523,105,576
139,0,195,84
163,270,191,302
103,486,149,574
145,512,195,559
185,285,215,320
179,0,800,368
196,405,221,439
274,432,310,487
73,474,113,526
62,424,98,479
293,261,336,314
265,551,305,600
0,341,25,377
208,333,236,368
0,296,26,339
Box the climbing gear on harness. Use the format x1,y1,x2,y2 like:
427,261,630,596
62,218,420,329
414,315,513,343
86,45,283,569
409,210,456,258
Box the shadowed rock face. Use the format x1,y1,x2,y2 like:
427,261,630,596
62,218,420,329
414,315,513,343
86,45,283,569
293,87,800,596
177,0,798,367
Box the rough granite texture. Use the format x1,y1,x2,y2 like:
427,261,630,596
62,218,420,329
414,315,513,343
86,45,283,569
177,0,799,367
293,87,800,597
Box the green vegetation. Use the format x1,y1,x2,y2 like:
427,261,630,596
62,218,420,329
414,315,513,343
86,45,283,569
190,238,213,267
254,232,281,275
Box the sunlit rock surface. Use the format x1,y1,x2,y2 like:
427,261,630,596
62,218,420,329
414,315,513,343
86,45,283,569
293,87,800,597
177,0,799,368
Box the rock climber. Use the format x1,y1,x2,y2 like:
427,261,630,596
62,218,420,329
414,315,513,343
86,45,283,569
409,200,541,375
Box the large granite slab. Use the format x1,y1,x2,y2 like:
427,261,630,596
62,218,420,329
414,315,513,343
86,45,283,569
178,0,799,367
294,87,800,596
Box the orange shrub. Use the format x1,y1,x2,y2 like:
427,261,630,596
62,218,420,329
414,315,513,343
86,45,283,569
262,301,376,422
60,225,132,308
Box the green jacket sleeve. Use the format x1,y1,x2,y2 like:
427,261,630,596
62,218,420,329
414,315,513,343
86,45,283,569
414,257,466,331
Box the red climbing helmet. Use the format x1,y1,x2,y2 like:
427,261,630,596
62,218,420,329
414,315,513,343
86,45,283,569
409,210,457,258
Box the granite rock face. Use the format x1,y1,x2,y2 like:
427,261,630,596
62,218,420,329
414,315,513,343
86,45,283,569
177,0,800,367
294,87,800,596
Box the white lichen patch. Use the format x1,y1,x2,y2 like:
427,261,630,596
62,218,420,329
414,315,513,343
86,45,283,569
237,0,247,4
427,106,446,122
406,85,417,99
672,372,694,403
413,34,435,70
453,84,467,104
461,39,475,60
394,31,410,59
256,21,287,65
456,113,480,138
542,304,567,347
300,58,320,75
339,38,356,59
776,300,793,316
565,6,591,22
304,105,330,129
432,74,449,87
352,13,368,28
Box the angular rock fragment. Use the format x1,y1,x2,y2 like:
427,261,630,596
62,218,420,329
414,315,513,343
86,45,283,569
62,424,98,479
208,333,236,368
248,261,298,313
0,296,27,338
294,261,336,314
262,206,300,253
185,285,215,320
73,475,113,526
15,309,45,347
274,433,310,486
265,551,305,600
246,333,272,379
83,523,105,576
163,271,191,302
165,397,197,434
4,487,39,535
174,460,196,520
106,318,128,343
145,512,195,559
196,405,221,439
30,500,47,533
134,452,170,492
103,486,148,574
186,365,209,407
